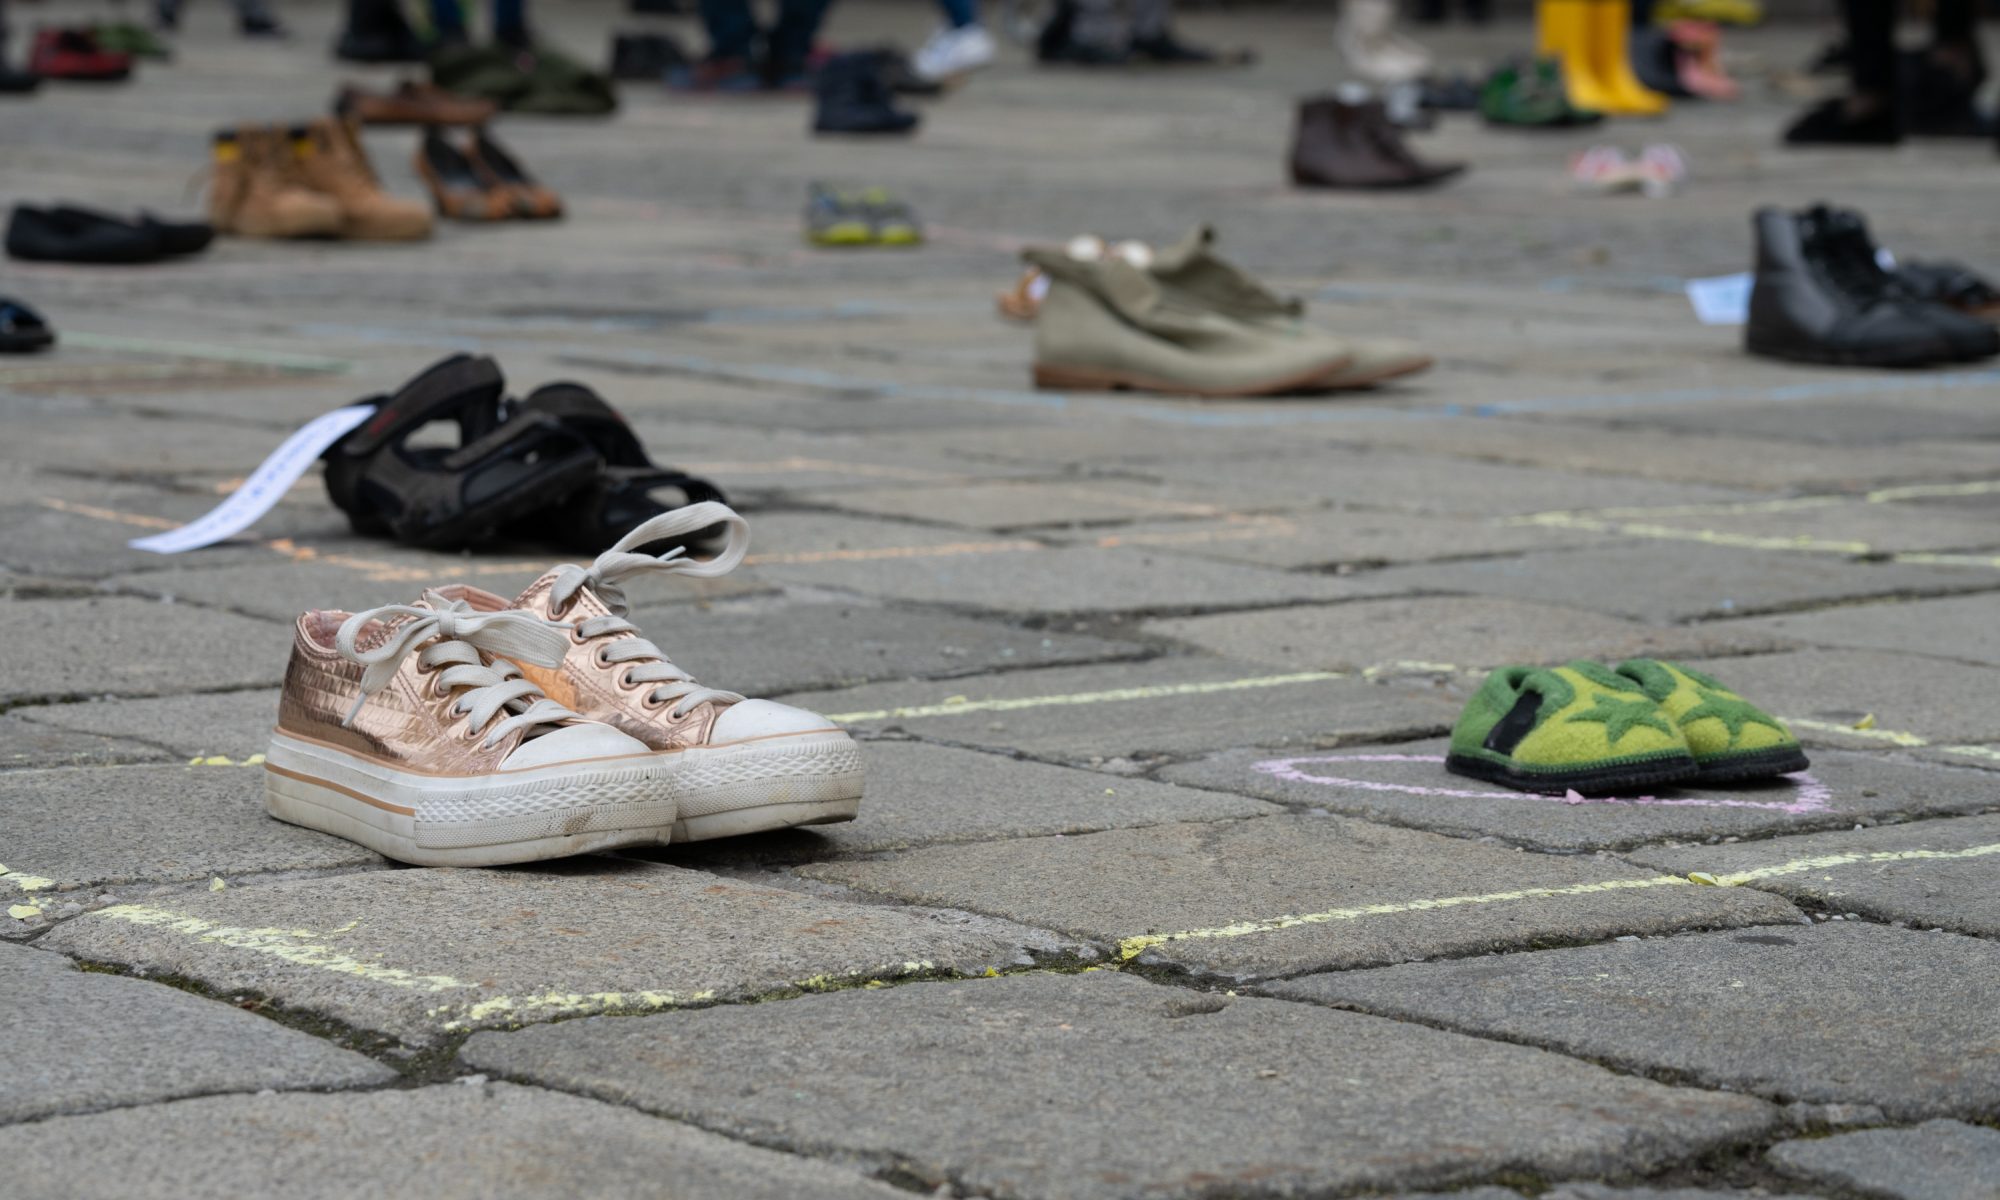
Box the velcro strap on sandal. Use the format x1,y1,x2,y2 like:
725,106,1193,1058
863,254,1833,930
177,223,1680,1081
333,354,506,457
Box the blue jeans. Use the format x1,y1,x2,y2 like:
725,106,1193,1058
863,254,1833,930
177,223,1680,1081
938,0,980,27
429,0,527,42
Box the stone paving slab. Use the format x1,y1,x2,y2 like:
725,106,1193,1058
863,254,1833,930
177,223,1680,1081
1725,593,2000,668
0,715,171,770
1627,814,2000,936
780,659,1464,765
1144,447,1763,517
0,493,329,581
1161,742,2000,852
623,596,1150,697
5,596,291,704
1766,1120,2000,1200
39,860,1053,1043
801,814,1799,979
796,478,1244,531
13,689,282,760
1359,544,1995,623
1313,416,2000,492
0,765,384,898
1680,650,2000,745
1541,1189,1825,1200
1064,509,1602,571
0,1083,910,1200
1145,596,1791,674
1588,398,2000,446
661,740,1277,867
0,940,391,1124
1275,924,2000,1121
461,971,1778,1200
756,538,1393,615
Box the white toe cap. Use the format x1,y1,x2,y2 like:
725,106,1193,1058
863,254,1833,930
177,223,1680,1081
502,722,650,770
711,699,837,743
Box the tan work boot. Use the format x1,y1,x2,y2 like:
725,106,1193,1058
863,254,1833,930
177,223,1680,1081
1028,248,1355,398
290,117,433,241
1148,225,1433,388
207,127,343,240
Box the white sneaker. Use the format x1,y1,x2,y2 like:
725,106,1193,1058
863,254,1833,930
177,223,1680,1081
913,23,997,82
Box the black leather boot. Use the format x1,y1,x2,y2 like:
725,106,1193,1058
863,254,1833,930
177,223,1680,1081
1745,208,1954,367
1810,205,1999,361
812,53,920,135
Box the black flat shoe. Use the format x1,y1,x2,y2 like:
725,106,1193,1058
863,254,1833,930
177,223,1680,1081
5,204,165,263
1784,97,1901,145
0,298,55,353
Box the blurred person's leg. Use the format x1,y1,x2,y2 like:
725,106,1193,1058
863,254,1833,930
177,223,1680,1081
938,0,979,26
1784,0,1900,142
1069,0,1130,54
698,0,759,60
491,0,529,46
429,0,469,43
765,0,830,82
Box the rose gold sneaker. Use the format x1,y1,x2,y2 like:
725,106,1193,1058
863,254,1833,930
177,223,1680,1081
443,502,864,842
264,591,678,866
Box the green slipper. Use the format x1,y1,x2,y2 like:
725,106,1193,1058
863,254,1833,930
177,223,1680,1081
1447,662,1699,794
1613,659,1808,782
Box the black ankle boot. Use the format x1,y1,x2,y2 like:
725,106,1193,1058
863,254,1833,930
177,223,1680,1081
1745,207,1954,367
812,53,919,135
1784,96,1902,145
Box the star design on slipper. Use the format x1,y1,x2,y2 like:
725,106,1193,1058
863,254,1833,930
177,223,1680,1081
1565,693,1673,747
1677,687,1785,745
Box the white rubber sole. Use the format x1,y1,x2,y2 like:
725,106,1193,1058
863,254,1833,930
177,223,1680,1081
264,733,679,867
671,729,865,843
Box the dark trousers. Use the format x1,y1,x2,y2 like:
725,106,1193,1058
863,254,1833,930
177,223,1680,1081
1845,0,1978,96
699,0,832,75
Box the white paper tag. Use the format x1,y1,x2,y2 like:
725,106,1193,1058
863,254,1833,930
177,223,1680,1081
128,404,378,554
1685,272,1752,326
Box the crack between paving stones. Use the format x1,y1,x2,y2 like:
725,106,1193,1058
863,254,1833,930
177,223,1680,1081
0,679,280,716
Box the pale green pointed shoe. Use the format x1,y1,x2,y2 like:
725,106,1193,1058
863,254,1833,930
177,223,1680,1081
1614,659,1809,783
1447,662,1698,794
1146,225,1433,388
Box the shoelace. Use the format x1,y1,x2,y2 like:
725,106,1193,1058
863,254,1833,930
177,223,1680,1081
545,502,752,720
337,591,578,748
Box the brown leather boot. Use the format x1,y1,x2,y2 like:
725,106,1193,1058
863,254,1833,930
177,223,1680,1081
1289,95,1465,189
207,127,343,239
334,80,498,126
290,117,433,241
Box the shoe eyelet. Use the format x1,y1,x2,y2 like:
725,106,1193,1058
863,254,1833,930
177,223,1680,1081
594,645,613,668
459,723,482,742
568,625,589,646
617,668,641,691
549,596,574,620
640,691,669,711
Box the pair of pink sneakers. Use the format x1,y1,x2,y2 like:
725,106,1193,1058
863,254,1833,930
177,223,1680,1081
263,503,863,866
1569,144,1690,198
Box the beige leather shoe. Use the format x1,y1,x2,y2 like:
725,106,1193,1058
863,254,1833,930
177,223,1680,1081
447,502,865,843
291,117,434,241
264,592,676,866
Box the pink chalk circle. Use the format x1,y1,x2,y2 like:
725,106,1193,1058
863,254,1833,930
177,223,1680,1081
1250,753,1832,815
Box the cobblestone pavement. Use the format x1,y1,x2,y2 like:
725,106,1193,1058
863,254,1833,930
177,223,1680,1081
5,1,2000,1196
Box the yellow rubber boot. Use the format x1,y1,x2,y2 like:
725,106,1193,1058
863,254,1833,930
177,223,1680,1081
1590,0,1669,115
1537,0,1619,113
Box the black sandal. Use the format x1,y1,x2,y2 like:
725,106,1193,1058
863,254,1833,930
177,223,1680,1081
322,354,603,549
0,298,55,354
505,380,729,553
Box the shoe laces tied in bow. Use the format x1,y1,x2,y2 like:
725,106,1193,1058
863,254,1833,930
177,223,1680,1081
336,591,577,747
545,502,752,720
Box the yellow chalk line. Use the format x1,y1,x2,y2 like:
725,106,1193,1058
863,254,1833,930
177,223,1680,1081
1707,842,2000,886
1,864,58,920
824,671,1346,724
1512,479,2000,569
1119,840,2000,960
1781,717,1931,748
1937,744,2000,764
1117,876,1693,959
89,905,475,991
